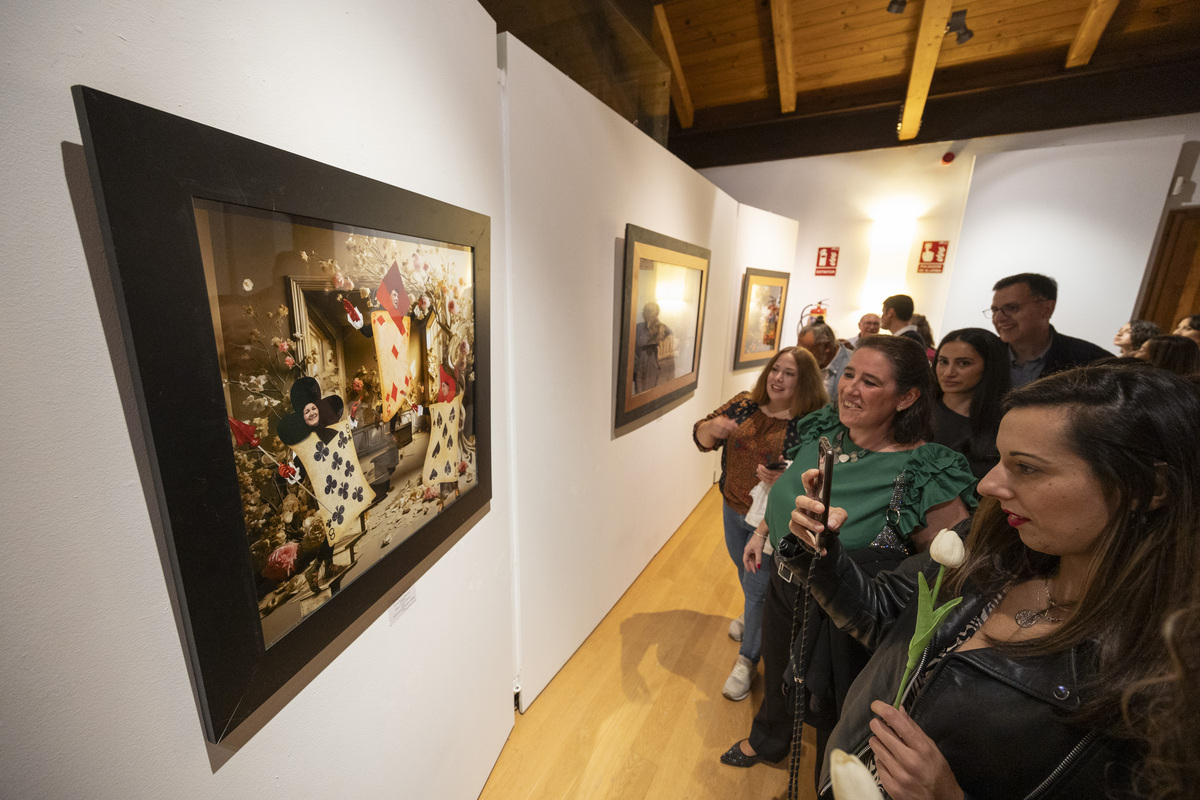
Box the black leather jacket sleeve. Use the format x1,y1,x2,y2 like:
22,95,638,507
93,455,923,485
776,534,937,651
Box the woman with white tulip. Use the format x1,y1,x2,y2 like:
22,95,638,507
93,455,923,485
783,364,1200,800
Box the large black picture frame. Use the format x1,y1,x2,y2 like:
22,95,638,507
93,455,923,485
615,224,710,428
73,86,491,743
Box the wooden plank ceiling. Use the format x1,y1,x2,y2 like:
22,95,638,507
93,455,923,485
484,0,1200,166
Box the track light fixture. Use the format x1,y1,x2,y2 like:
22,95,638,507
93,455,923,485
946,10,973,44
886,0,907,13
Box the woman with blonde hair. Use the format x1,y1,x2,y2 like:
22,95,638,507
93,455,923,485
694,347,827,701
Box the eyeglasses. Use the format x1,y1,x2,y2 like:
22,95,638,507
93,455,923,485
983,299,1046,319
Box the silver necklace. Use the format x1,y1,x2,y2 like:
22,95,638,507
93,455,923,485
1014,579,1064,628
832,430,868,463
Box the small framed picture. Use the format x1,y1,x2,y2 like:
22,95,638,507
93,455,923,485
733,269,790,370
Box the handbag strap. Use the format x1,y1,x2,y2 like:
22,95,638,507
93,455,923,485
870,470,911,557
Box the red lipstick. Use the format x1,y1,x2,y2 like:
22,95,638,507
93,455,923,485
1002,509,1029,527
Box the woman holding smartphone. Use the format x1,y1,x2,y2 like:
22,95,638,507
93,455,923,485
780,365,1200,799
694,347,827,701
723,336,977,780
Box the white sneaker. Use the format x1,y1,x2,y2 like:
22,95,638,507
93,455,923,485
722,655,754,701
728,614,744,642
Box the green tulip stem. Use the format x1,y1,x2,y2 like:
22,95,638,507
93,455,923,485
892,564,953,709
893,664,914,708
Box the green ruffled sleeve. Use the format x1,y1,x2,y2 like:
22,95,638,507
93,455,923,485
784,402,841,460
896,443,979,538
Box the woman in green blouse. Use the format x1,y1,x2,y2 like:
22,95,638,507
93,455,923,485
722,335,978,782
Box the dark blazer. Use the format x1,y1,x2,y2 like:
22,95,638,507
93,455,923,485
778,538,1135,800
1041,325,1111,378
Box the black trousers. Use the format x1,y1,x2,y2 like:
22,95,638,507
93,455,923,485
746,553,894,776
746,564,804,763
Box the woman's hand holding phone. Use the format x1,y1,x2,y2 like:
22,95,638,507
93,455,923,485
756,462,787,487
789,468,848,554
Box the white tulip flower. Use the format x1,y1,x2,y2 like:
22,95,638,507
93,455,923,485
830,749,883,800
929,527,965,568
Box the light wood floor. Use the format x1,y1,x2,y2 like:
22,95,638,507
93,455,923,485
479,486,817,800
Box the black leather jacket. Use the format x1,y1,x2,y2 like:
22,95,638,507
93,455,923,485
778,537,1136,800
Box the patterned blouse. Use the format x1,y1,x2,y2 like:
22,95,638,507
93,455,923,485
693,392,803,514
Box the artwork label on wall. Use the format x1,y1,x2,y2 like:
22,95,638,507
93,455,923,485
733,269,790,370
73,85,491,743
615,225,710,427
816,247,839,276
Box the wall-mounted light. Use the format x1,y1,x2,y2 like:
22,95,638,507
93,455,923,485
886,0,906,13
946,10,973,44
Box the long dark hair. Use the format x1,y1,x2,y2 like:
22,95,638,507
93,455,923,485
933,328,1010,462
1125,599,1200,799
852,334,934,444
950,366,1200,731
1143,335,1200,376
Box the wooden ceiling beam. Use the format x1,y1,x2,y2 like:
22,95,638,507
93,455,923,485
1065,0,1122,68
897,0,954,140
769,0,797,113
668,55,1200,168
653,4,695,128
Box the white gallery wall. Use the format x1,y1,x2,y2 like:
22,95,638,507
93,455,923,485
0,2,515,799
703,114,1200,348
940,135,1184,346
719,206,801,403
501,34,750,708
702,143,976,342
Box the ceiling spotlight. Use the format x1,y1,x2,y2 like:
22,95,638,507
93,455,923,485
887,0,906,13
946,10,974,44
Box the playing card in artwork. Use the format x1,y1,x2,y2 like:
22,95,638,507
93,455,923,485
290,419,376,542
371,310,411,423
423,395,463,485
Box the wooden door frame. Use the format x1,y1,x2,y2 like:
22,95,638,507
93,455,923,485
1137,208,1200,331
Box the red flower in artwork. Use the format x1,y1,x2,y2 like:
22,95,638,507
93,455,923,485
458,461,468,475
262,542,300,582
352,378,364,393
285,356,295,368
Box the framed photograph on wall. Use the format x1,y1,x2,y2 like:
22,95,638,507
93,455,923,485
73,86,491,743
615,224,710,428
733,268,790,370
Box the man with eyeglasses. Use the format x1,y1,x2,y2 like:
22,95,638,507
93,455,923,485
987,273,1109,387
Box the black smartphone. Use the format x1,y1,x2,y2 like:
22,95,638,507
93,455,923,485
812,436,836,550
765,460,788,470
775,436,835,560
